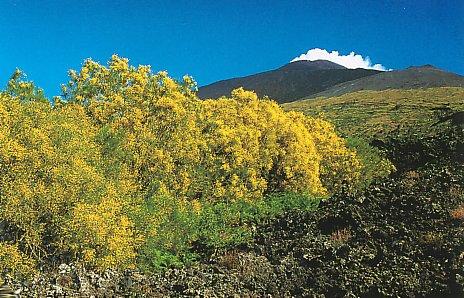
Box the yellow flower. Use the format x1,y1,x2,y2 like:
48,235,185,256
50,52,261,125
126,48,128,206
192,199,202,215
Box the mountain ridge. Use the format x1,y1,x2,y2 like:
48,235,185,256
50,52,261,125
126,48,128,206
198,60,464,103
197,60,380,103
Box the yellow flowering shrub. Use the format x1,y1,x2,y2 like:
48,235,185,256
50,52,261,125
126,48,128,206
301,114,363,194
0,56,367,275
0,82,140,272
63,56,361,201
0,242,36,283
0,96,98,256
63,55,204,201
200,88,326,200
65,196,142,270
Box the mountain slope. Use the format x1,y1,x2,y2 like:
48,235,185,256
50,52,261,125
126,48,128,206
306,65,464,99
197,60,381,103
284,87,464,140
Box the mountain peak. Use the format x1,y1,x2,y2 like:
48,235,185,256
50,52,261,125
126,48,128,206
279,60,346,71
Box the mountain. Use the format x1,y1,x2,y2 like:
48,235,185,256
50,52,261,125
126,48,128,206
305,65,464,99
197,60,381,103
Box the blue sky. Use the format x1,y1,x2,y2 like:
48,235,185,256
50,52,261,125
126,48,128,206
1,0,463,97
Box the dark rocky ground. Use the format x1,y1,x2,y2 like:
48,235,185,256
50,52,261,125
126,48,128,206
5,129,464,297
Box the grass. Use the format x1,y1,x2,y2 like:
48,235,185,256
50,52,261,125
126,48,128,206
283,87,464,140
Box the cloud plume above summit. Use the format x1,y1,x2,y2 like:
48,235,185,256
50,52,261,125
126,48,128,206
291,48,389,71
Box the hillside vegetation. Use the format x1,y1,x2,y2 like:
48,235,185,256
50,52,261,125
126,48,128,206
284,87,464,140
0,56,394,281
1,57,464,297
13,103,463,297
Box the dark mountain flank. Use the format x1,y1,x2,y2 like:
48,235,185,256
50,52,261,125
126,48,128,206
306,64,464,99
197,60,381,103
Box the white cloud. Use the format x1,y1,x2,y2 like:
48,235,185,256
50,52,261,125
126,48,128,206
291,48,390,71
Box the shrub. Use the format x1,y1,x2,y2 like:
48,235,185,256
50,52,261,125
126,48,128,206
137,195,201,271
200,90,326,200
0,77,139,272
346,136,395,191
0,93,106,259
64,196,143,270
303,117,364,194
62,56,363,200
0,56,364,275
0,242,36,283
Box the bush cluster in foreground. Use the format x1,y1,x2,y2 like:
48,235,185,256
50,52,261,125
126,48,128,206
0,56,393,278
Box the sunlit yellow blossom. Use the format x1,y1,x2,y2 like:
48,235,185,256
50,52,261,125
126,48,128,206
0,56,365,275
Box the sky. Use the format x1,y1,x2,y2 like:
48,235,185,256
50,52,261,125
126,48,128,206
0,0,463,97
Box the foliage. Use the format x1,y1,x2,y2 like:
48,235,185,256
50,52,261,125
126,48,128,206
201,89,325,200
4,69,47,103
302,115,364,194
0,88,141,271
138,191,320,271
9,124,464,297
0,55,363,276
196,191,320,248
65,197,143,270
137,196,201,271
346,137,395,190
61,55,361,199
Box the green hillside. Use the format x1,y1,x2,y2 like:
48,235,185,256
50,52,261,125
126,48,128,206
284,87,464,140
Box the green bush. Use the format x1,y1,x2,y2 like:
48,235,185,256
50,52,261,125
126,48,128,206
137,192,320,272
346,137,395,191
197,192,319,247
